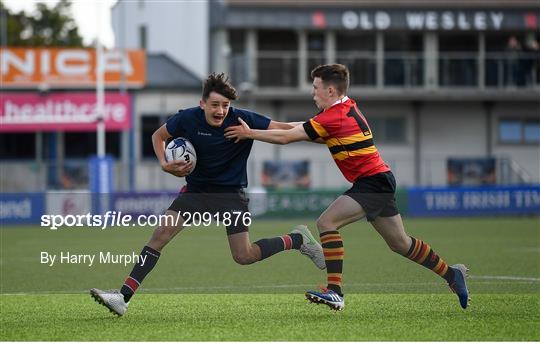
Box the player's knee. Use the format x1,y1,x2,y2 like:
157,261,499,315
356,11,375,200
232,252,256,265
316,216,336,233
387,237,409,255
149,226,175,248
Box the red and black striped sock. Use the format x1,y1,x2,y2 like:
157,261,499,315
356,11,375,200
120,245,161,302
254,233,302,260
320,230,344,296
405,236,455,283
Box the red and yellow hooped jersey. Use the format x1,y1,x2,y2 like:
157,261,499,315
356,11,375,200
302,97,390,183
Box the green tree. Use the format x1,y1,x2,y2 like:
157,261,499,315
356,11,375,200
0,0,84,47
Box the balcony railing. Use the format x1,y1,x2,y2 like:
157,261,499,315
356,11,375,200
337,52,378,86
229,51,540,90
384,52,424,87
439,52,478,87
258,51,299,87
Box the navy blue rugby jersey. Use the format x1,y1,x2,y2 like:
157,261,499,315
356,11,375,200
165,106,271,188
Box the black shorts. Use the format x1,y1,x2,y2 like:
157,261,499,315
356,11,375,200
344,171,399,222
167,184,250,235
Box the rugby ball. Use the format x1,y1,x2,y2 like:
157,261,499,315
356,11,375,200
165,137,197,170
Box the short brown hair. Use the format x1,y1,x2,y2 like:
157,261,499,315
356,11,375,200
310,64,350,95
202,73,238,101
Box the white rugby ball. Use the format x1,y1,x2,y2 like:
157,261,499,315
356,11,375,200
165,137,197,171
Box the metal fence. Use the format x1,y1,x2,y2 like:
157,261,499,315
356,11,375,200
229,51,540,89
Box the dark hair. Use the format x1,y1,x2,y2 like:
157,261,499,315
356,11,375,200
202,72,238,101
310,64,350,95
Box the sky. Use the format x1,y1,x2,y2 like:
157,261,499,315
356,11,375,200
3,0,117,48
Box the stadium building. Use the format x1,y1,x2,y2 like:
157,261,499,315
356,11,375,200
1,0,538,193
111,0,539,189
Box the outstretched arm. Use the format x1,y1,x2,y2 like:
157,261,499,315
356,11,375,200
267,120,295,130
225,118,310,145
270,120,325,143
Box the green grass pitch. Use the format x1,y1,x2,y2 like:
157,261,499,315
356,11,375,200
1,217,539,340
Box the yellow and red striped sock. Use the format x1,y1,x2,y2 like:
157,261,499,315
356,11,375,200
406,236,454,283
320,230,344,295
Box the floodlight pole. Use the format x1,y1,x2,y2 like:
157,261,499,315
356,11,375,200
1,6,7,47
96,1,105,158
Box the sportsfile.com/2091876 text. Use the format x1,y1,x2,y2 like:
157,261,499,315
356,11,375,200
40,211,252,230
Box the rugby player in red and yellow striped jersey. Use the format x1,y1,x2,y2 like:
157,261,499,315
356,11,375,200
304,94,389,181
225,64,470,311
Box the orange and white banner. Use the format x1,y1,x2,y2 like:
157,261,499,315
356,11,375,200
0,48,146,88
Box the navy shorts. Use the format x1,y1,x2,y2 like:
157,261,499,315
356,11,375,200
344,171,399,222
167,184,250,235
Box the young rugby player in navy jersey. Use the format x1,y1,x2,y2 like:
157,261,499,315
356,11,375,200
225,64,470,311
90,73,325,316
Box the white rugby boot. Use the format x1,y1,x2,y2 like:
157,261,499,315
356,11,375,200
290,224,326,270
90,288,129,316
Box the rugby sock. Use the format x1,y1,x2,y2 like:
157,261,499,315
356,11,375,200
320,230,344,296
120,245,161,302
254,233,302,260
405,237,455,283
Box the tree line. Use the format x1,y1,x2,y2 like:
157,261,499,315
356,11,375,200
0,0,84,47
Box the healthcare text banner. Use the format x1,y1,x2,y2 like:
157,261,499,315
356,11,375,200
0,92,131,132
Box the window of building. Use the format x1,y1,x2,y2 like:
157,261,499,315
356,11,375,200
498,119,540,144
524,121,540,143
258,30,298,87
486,32,523,52
228,30,247,85
307,33,325,83
139,25,147,49
336,32,375,51
258,30,297,51
384,33,423,87
0,133,36,159
369,117,406,143
485,32,539,87
229,30,245,54
336,32,376,86
64,132,121,158
141,116,162,158
486,32,520,87
439,33,478,87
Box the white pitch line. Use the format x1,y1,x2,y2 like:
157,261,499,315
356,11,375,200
1,275,538,295
470,275,540,282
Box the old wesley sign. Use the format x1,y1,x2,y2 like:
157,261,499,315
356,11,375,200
218,8,539,31
342,11,507,31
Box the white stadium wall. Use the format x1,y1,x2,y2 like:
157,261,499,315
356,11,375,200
491,102,540,183
112,1,209,78
419,103,489,186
